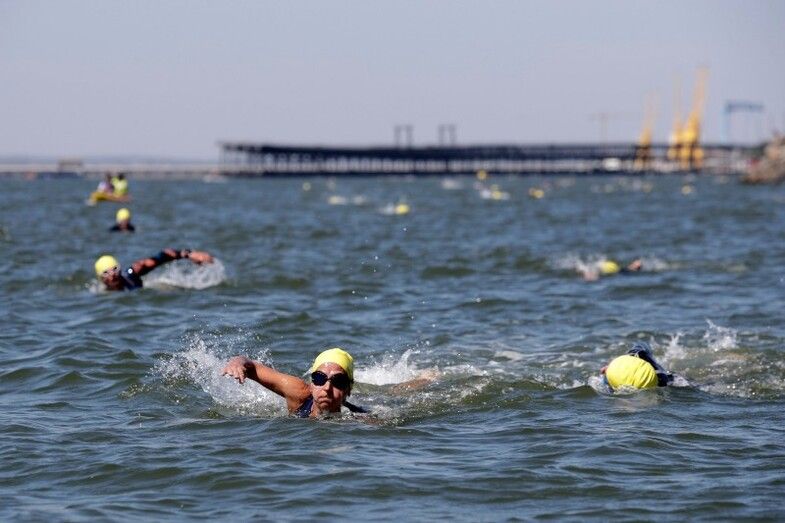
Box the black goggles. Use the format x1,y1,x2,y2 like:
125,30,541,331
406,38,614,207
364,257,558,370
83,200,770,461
311,371,351,391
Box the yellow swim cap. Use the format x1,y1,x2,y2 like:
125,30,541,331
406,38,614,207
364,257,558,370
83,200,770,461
605,354,658,390
600,260,621,275
116,208,131,222
394,203,410,215
309,348,354,381
94,255,119,276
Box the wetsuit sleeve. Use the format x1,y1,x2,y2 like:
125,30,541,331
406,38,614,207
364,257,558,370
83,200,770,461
628,343,673,386
121,267,144,290
133,248,190,276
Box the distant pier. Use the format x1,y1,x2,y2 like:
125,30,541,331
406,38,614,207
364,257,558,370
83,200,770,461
219,142,756,176
0,142,760,179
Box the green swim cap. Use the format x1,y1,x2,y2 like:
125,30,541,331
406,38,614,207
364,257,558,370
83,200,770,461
605,354,658,390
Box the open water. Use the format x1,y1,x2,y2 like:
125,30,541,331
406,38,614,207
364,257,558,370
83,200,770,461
2,174,785,521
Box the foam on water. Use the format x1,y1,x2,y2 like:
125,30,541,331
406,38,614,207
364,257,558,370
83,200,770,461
143,259,226,290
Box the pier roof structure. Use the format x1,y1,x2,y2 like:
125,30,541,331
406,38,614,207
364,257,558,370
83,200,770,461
219,141,748,176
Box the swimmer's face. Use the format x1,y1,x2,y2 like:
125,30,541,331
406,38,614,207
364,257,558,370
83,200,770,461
100,266,123,290
310,362,351,414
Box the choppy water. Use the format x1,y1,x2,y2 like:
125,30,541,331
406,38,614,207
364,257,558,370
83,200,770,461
2,174,785,520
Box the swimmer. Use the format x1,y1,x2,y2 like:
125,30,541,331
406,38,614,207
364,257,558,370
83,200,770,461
94,248,213,291
600,341,674,391
222,348,367,418
582,258,642,281
111,173,129,196
96,173,114,194
109,208,135,233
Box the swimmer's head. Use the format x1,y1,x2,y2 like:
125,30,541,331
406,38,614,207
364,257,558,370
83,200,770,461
309,348,354,413
600,260,621,275
95,255,119,276
95,254,123,289
309,347,354,381
604,354,658,390
116,208,131,222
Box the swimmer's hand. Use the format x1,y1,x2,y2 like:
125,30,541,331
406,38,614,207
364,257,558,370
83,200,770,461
389,369,440,394
582,270,599,282
187,250,214,264
222,356,251,384
626,259,643,272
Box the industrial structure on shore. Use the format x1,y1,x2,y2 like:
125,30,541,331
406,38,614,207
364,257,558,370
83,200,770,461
216,69,756,177
217,141,750,177
0,69,768,179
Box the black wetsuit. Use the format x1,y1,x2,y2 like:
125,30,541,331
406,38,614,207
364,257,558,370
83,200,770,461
118,266,144,290
295,397,314,418
628,342,674,387
114,249,189,291
294,397,368,418
109,223,135,232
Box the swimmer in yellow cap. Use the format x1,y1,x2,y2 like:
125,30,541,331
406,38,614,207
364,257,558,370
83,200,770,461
582,258,643,281
600,342,674,392
109,208,135,233
222,348,367,417
94,248,214,291
111,173,129,196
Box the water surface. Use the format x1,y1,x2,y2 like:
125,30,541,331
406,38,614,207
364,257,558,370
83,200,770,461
2,174,784,520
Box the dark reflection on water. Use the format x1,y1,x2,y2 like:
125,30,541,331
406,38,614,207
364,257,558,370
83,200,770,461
1,175,785,520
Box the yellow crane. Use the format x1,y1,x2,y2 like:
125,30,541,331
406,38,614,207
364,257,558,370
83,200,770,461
678,68,709,170
667,77,682,161
634,93,657,170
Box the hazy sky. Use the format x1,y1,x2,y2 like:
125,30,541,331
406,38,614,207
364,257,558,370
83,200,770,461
1,0,783,159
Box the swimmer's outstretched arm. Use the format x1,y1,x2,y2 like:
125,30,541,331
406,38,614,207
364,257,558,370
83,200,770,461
131,248,214,276
388,369,440,394
222,356,311,411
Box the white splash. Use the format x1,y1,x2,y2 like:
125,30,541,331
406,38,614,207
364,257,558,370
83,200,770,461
662,332,686,362
552,253,603,279
355,349,423,385
155,336,284,415
86,280,107,294
327,195,348,205
702,320,738,351
493,350,524,362
440,178,463,190
144,259,226,290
